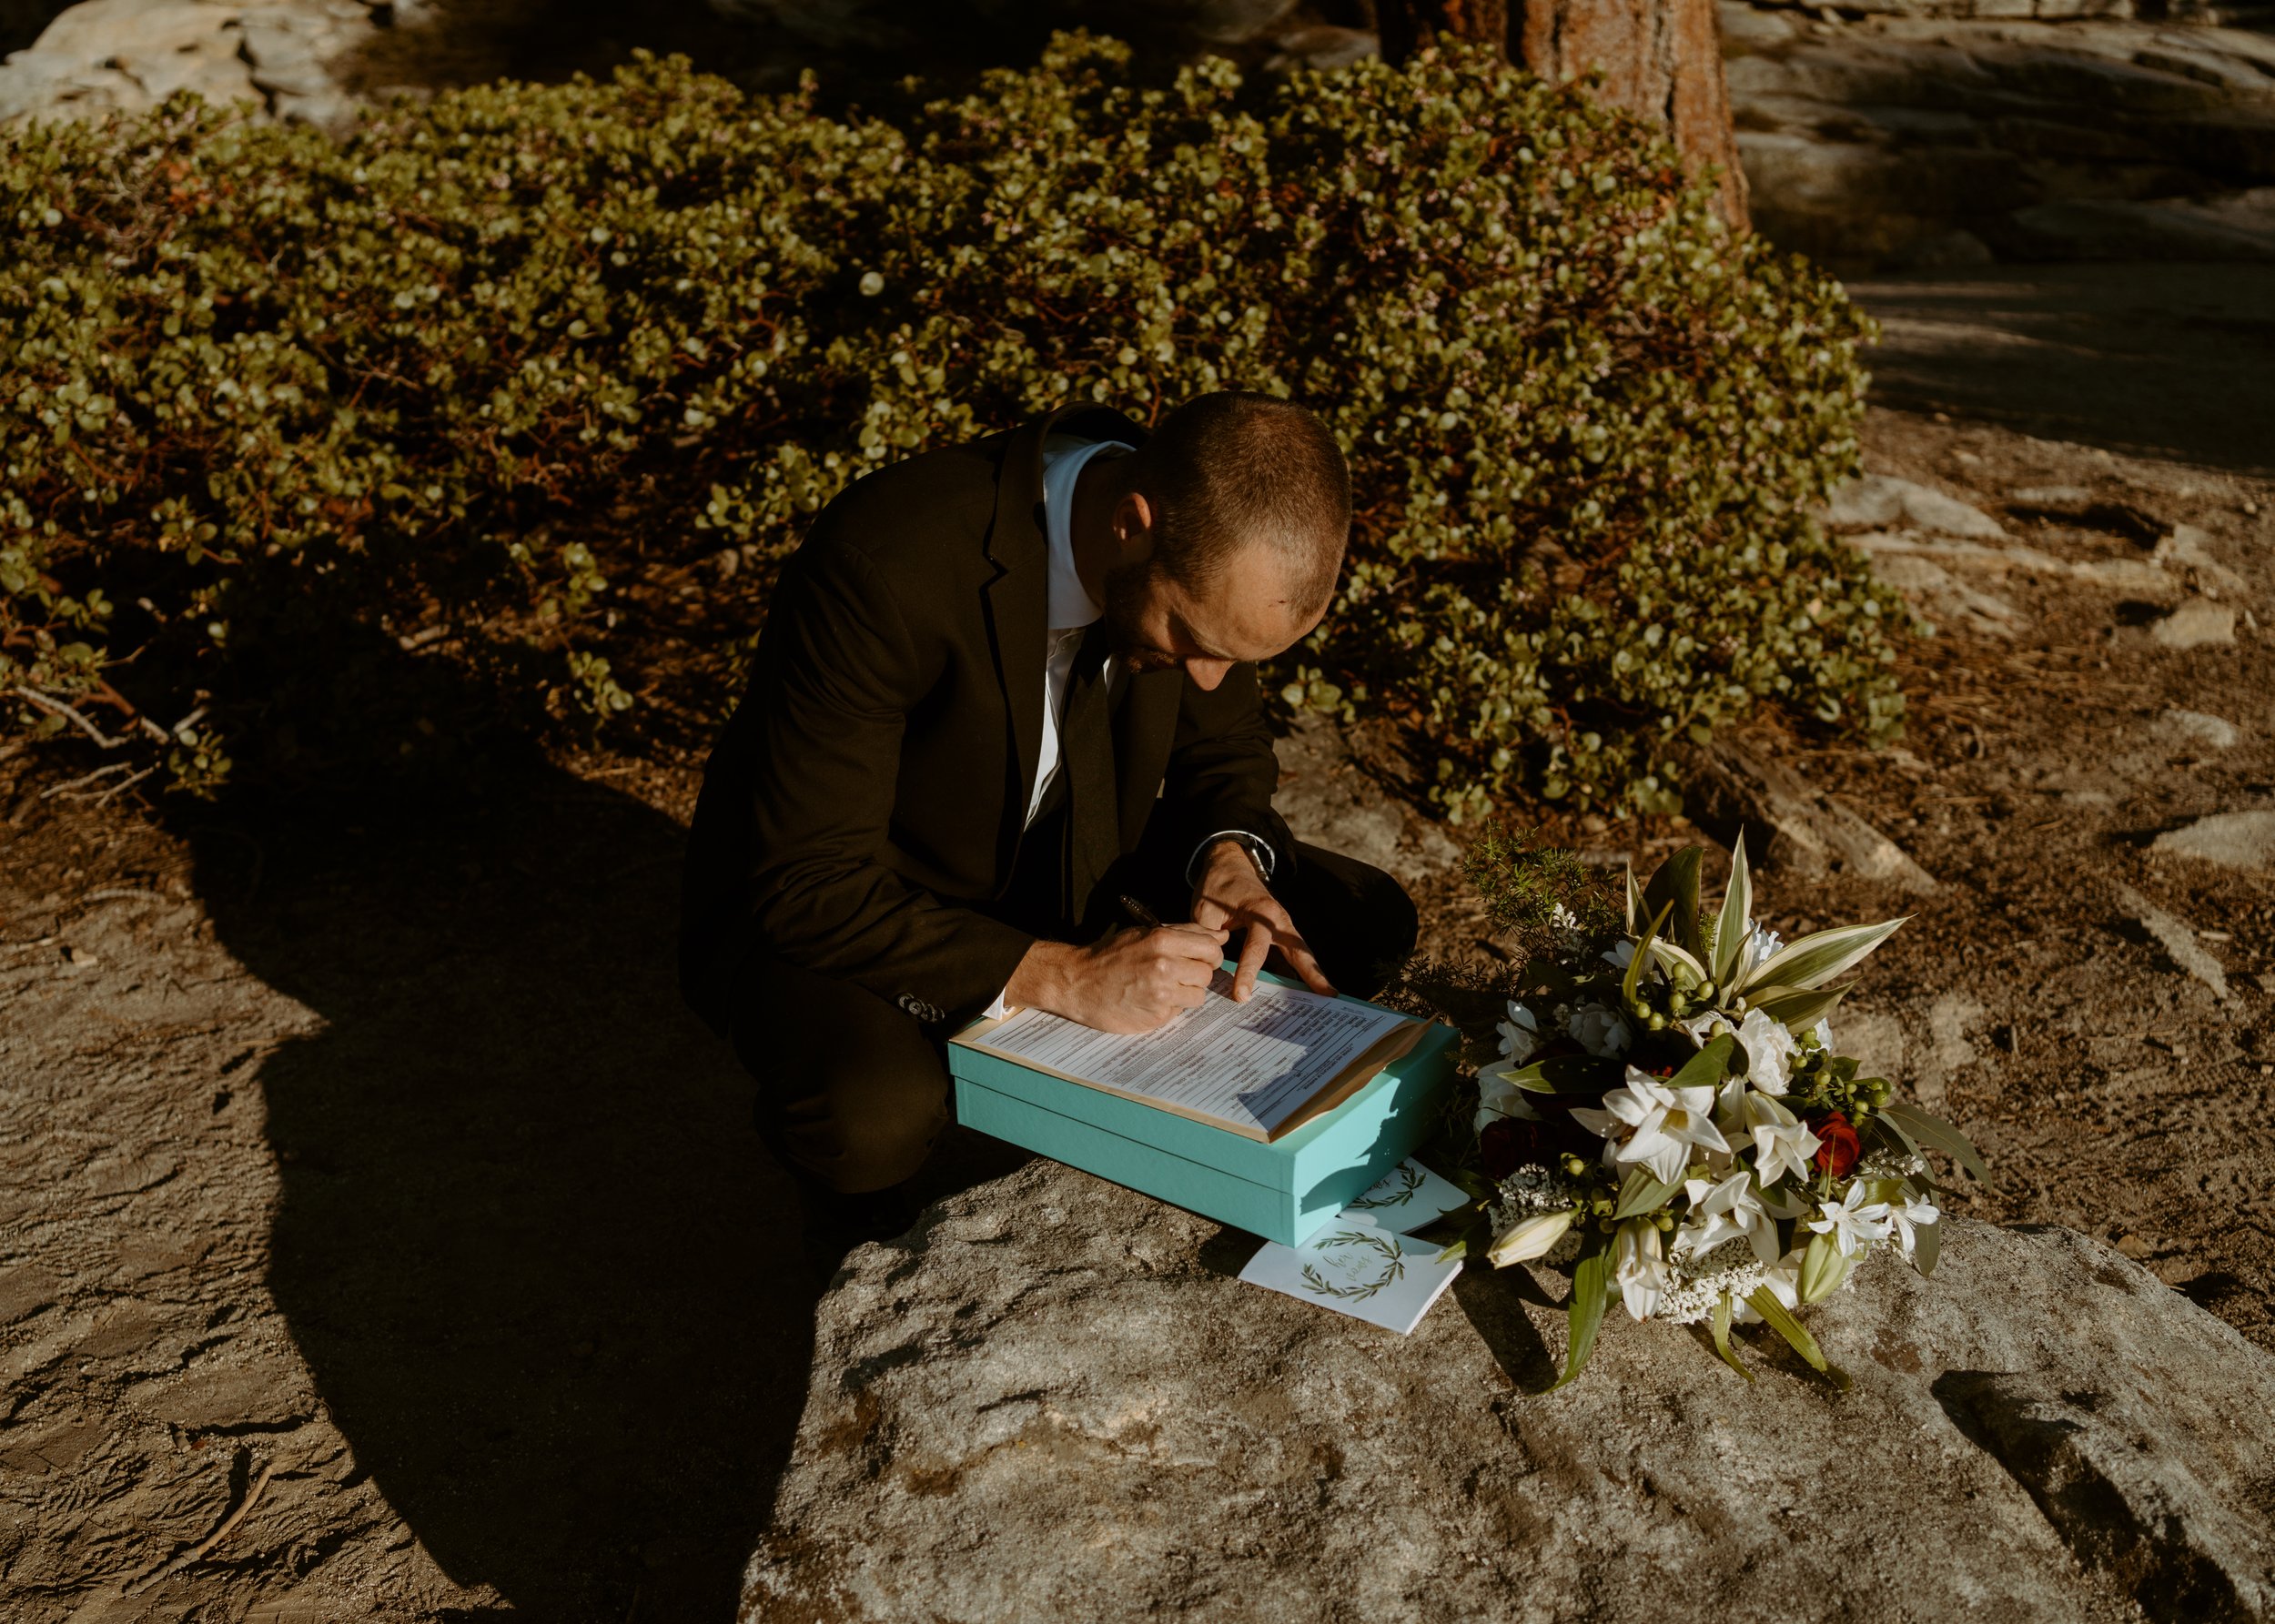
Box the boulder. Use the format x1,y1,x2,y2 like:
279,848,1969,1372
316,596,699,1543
2147,598,2240,649
747,1158,2275,1623
1679,739,1942,893
1827,471,2009,538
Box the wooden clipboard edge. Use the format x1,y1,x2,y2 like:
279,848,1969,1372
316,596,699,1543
1261,1014,1434,1143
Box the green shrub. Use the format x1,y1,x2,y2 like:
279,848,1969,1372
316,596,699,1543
0,35,1896,809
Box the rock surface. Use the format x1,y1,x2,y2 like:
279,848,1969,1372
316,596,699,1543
2152,807,2275,870
0,0,388,132
747,1157,2275,1623
1722,5,2275,268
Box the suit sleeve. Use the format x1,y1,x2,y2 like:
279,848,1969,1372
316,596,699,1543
730,538,1035,1020
1157,661,1297,883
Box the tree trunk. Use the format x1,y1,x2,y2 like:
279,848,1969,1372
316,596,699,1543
1375,0,1751,233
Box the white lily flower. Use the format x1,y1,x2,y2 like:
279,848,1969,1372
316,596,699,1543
1571,1067,1730,1185
1488,1208,1575,1267
1743,1089,1823,1188
1886,1195,1940,1258
1737,1007,1797,1095
1612,1220,1670,1321
1808,1182,1893,1257
1566,1003,1633,1059
1602,939,1637,971
1677,1169,1781,1266
1497,1002,1543,1064
1474,1066,1542,1134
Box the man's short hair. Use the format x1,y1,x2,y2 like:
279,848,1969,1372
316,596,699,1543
1138,391,1350,616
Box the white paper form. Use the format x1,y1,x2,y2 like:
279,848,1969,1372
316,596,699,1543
970,968,1418,1140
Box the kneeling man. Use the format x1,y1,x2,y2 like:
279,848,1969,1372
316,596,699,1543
679,392,1418,1241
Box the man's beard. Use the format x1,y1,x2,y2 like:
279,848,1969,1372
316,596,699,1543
1099,558,1178,673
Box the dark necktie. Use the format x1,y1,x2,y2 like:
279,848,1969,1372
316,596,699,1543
1059,619,1118,930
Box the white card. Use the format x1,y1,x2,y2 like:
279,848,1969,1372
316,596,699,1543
1238,1211,1464,1336
1340,1157,1471,1234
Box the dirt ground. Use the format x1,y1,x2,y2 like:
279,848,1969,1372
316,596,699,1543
2,267,2270,1621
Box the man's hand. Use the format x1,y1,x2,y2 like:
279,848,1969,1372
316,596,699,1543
1190,838,1335,1002
1005,923,1229,1034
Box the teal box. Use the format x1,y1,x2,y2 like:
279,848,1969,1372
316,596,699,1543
947,975,1458,1248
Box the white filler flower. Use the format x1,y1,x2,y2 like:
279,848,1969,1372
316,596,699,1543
1808,1183,1894,1256
1572,1068,1730,1185
1474,1066,1541,1134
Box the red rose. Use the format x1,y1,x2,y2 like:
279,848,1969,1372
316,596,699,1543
1479,1117,1528,1180
1810,1111,1861,1179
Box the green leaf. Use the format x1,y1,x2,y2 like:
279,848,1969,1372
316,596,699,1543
1552,1236,1613,1390
1623,901,1672,1011
1911,1215,1941,1278
1880,1101,1992,1186
1624,862,1645,936
1709,1292,1754,1382
1499,1052,1625,1094
1642,846,1704,960
1744,917,1908,994
1613,1165,1682,1220
1744,1288,1851,1390
1745,983,1851,1030
1667,1031,1735,1093
1714,831,1753,985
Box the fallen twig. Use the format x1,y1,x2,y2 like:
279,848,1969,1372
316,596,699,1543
10,686,124,749
172,1460,277,1570
42,762,137,799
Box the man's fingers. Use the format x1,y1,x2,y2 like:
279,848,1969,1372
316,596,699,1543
1155,923,1230,962
1264,923,1336,995
1232,920,1273,1000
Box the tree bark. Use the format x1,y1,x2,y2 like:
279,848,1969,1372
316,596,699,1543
1375,0,1751,233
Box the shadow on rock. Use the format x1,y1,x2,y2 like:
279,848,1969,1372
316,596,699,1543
183,769,1026,1619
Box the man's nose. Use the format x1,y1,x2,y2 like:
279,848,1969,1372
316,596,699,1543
1184,658,1233,691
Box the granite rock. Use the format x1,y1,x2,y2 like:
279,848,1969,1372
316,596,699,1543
747,1157,2275,1623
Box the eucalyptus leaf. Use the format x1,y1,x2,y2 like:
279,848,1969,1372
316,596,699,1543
1912,1215,1941,1277
1880,1101,1993,1186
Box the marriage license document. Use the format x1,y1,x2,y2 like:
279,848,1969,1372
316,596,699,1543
955,968,1427,1142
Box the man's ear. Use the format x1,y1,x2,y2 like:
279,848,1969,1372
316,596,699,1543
1112,489,1157,562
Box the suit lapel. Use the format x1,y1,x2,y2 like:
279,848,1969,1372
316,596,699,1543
983,403,1155,835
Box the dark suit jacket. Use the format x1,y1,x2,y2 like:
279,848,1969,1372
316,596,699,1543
678,405,1294,1039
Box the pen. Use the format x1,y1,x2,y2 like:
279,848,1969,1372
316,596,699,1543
1118,893,1164,930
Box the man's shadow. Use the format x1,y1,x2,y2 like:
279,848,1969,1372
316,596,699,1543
187,767,1024,1620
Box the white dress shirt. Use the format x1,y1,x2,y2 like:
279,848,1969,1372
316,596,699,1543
977,434,1277,1019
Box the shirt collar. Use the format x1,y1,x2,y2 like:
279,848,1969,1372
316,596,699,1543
1039,434,1135,632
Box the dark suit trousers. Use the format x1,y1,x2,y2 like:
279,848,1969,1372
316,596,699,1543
726,825,1420,1194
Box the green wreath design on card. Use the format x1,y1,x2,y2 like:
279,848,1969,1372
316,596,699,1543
1346,1163,1425,1213
1299,1229,1409,1302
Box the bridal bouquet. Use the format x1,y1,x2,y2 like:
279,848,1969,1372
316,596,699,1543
1443,834,1987,1387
